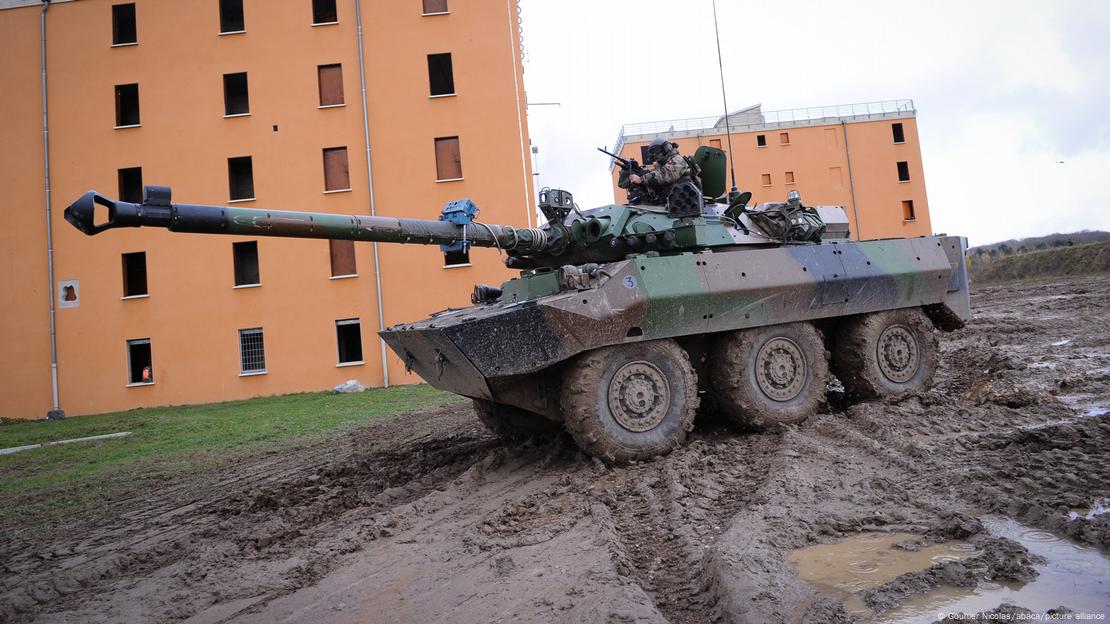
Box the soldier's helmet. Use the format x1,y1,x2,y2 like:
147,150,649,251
647,138,673,162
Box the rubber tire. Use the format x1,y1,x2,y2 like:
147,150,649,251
831,308,938,400
561,340,699,464
472,399,560,442
709,322,829,430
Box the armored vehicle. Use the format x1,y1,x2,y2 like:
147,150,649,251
64,147,970,463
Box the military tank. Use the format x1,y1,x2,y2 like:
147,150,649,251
63,147,970,463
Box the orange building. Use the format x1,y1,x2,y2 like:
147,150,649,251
611,101,932,240
0,0,533,419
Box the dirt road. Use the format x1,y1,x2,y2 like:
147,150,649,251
3,276,1108,623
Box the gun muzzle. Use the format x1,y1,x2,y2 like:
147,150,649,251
65,185,174,235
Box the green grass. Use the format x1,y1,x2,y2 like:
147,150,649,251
0,385,459,538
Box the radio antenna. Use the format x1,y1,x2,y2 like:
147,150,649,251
712,0,738,194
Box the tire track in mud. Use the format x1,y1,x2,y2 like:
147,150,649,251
598,433,777,624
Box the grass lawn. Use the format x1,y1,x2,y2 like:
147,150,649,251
0,385,459,539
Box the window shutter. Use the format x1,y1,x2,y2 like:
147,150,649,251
323,147,350,191
329,240,356,276
318,64,344,106
434,137,462,180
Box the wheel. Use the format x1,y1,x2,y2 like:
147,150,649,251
831,308,938,399
709,322,828,429
560,340,699,464
472,399,560,442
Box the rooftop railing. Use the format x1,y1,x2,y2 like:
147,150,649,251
609,99,915,160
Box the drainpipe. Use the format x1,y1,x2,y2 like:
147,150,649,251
41,0,64,420
506,0,532,227
841,120,862,240
354,0,389,387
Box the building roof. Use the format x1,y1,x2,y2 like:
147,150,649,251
611,99,916,157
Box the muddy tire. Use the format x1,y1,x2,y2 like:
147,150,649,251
561,340,699,464
709,322,829,430
832,308,938,399
472,399,560,442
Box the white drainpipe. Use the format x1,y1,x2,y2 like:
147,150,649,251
41,0,64,419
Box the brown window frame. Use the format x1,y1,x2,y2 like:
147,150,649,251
760,173,772,186
779,132,790,145
422,0,449,15
329,240,357,277
317,64,345,107
322,147,351,192
902,200,916,221
784,171,795,184
434,136,463,181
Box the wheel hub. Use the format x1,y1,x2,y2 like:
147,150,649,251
755,337,807,402
608,361,670,432
877,324,919,383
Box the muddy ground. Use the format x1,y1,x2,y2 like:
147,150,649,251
2,276,1109,623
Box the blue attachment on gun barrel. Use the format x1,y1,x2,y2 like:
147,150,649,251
439,199,480,253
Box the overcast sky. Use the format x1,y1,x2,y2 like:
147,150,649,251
517,0,1110,247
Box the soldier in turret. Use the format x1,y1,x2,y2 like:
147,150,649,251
627,139,699,200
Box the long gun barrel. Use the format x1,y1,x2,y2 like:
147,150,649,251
64,186,553,253
596,147,644,174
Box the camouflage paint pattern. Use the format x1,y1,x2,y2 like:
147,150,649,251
63,187,972,418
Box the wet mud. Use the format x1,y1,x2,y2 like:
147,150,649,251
2,276,1109,623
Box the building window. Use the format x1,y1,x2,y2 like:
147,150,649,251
233,241,260,286
329,240,356,277
761,173,772,186
779,132,790,145
219,0,244,33
897,161,911,182
126,338,153,385
423,0,448,14
709,138,722,149
785,171,795,184
228,156,255,200
317,64,344,106
427,53,455,96
312,0,337,24
223,72,249,115
323,147,350,191
122,251,148,297
640,145,653,164
444,249,469,267
238,328,266,374
112,3,137,45
902,200,916,221
434,136,462,180
118,166,143,203
892,122,905,144
756,134,766,147
335,319,363,364
115,83,140,127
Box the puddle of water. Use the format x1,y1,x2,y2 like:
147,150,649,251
874,516,1110,623
1070,498,1110,521
786,532,977,596
1027,361,1057,370
1051,339,1073,347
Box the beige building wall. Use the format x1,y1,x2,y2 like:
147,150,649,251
611,105,933,240
0,0,533,419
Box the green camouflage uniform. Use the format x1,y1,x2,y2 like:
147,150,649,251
641,147,690,189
